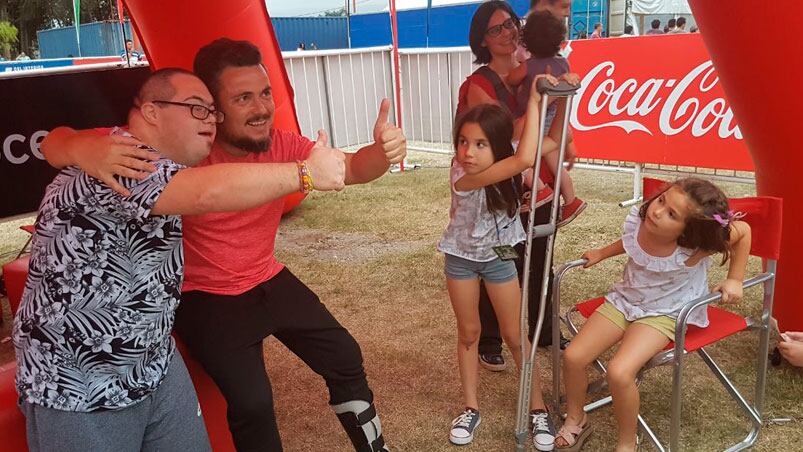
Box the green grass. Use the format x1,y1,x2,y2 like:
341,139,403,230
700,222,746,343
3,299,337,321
270,163,801,451
1,157,800,451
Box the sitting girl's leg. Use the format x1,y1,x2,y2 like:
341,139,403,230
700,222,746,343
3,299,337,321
556,312,624,447
606,324,670,452
446,277,483,410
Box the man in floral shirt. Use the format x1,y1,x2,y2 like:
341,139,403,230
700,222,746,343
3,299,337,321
14,67,347,451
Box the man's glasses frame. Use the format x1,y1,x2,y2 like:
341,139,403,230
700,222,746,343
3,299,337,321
152,100,225,124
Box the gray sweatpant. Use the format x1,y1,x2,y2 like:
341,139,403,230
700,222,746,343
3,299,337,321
20,352,211,452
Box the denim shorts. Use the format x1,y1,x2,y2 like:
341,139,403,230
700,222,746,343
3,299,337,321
444,253,518,284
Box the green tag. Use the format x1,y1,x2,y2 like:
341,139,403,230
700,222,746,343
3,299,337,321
492,245,519,261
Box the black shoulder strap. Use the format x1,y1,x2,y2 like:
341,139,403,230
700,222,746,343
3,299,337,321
474,66,514,113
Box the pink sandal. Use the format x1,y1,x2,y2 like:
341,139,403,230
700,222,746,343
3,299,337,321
555,419,592,451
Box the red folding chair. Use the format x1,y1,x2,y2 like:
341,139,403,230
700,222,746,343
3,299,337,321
549,177,782,451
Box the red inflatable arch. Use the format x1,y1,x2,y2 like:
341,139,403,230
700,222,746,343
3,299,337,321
690,2,802,331
123,0,305,214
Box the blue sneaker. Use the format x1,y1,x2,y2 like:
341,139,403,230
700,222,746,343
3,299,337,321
531,409,556,451
449,408,481,445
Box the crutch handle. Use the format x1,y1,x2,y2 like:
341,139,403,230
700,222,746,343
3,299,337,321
532,223,556,238
536,78,581,97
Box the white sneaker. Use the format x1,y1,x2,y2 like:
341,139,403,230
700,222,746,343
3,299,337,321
531,410,556,451
449,408,481,445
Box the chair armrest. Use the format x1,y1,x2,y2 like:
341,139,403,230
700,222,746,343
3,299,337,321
552,259,589,317
553,259,588,286
674,271,776,350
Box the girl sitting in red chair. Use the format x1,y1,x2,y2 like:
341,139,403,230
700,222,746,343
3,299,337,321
555,177,751,452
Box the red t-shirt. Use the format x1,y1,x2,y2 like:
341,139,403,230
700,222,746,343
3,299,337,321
181,129,314,295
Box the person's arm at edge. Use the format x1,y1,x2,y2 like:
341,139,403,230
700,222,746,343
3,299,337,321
42,127,159,196
713,220,751,303
151,162,301,216
724,220,751,282
581,239,626,268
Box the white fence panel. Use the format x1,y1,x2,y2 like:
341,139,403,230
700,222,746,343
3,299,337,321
283,47,396,149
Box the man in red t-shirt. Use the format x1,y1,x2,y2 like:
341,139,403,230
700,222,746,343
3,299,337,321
173,38,404,452
174,39,403,452
41,38,405,452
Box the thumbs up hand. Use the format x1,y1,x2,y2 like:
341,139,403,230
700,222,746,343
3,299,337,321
306,129,346,191
372,98,407,164
314,129,329,148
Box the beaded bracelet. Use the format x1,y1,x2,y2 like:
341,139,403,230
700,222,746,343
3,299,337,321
297,160,314,194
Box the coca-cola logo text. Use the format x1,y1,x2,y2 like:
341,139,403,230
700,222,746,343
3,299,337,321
1,131,48,165
571,61,743,140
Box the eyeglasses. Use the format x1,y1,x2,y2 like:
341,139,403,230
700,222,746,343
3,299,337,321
486,18,517,38
152,100,225,124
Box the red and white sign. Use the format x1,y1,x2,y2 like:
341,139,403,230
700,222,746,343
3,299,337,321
565,33,753,171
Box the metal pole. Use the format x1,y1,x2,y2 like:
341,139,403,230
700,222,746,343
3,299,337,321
389,0,404,171
118,12,129,68
345,0,351,49
72,0,82,57
426,0,432,47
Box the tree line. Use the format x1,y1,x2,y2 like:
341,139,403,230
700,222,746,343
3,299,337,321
0,0,122,59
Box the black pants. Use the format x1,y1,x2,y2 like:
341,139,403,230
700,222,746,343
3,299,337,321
478,201,557,355
174,268,372,452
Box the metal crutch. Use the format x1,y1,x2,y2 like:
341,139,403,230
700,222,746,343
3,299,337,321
515,78,580,451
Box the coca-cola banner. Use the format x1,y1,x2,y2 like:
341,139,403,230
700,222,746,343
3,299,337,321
566,33,753,171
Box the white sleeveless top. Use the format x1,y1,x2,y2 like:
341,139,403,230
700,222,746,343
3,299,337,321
605,207,712,327
438,161,525,262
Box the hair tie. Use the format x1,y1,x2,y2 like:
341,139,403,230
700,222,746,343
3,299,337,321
712,210,745,228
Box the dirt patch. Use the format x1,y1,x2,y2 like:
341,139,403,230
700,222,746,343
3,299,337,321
276,228,431,263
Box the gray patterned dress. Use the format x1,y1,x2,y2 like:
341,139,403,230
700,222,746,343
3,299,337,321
438,161,525,262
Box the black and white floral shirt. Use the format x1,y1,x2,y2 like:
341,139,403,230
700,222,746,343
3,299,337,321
13,132,185,412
